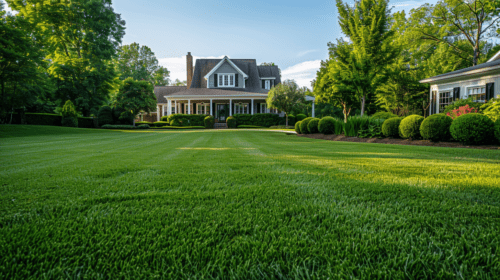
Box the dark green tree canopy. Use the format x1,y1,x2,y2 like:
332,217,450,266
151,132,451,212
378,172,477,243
266,79,306,126
115,78,156,126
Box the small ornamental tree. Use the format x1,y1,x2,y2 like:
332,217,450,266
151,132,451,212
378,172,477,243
61,100,78,127
446,105,478,119
266,80,306,126
115,78,156,126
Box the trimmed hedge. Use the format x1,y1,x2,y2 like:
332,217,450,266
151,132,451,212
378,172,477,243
420,114,453,142
299,117,313,134
295,121,302,134
237,125,266,128
204,116,215,129
152,126,205,129
136,121,154,125
137,124,150,129
250,113,280,127
399,115,424,140
296,114,307,121
318,117,336,134
167,114,207,126
98,106,113,126
382,117,402,138
62,117,78,128
101,125,135,129
25,113,62,126
495,119,500,144
450,113,494,145
161,116,168,121
372,111,398,120
233,114,253,126
78,117,95,128
307,118,320,134
278,115,296,126
153,121,170,127
227,116,237,128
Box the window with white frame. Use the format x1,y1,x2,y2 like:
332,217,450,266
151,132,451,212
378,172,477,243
218,74,235,87
260,103,278,114
234,103,248,114
171,104,176,114
439,91,452,113
467,86,486,103
197,103,210,115
265,80,271,90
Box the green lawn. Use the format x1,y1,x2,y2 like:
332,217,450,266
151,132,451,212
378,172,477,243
1,125,500,279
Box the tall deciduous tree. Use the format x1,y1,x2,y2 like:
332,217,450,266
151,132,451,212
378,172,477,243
7,0,126,116
336,0,397,116
115,78,156,126
266,79,306,126
115,42,170,86
411,0,500,66
314,40,359,123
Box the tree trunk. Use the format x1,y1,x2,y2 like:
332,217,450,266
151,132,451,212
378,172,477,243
360,95,366,116
133,118,136,127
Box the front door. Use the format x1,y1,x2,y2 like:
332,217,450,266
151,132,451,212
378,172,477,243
216,104,228,121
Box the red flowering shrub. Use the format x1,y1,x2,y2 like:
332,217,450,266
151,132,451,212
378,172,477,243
446,105,478,119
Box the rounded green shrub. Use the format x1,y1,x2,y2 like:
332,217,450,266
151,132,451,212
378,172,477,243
226,116,237,128
399,115,424,140
450,113,494,145
381,117,402,138
299,117,313,134
137,124,150,129
296,114,307,121
419,114,453,142
494,119,500,144
318,117,336,134
98,106,113,126
372,111,398,120
295,121,302,134
204,116,215,129
61,117,78,127
307,118,320,134
61,100,78,119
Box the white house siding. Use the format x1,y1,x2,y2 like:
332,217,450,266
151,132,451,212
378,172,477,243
429,74,500,115
209,61,245,88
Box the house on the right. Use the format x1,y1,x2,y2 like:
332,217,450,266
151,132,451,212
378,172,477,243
420,50,500,115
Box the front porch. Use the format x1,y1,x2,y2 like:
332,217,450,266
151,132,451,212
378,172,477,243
156,98,282,122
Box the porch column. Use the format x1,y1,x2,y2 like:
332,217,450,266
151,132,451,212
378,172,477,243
167,100,172,115
156,105,160,121
251,99,254,115
174,100,177,114
229,99,232,116
312,101,315,118
210,99,213,116
188,100,191,114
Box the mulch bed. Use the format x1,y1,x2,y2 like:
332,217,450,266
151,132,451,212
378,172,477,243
297,134,500,150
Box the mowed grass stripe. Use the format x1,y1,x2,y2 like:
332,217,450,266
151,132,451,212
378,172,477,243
0,126,499,279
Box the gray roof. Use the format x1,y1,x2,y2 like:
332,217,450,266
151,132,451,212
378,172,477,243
162,88,269,97
421,58,500,83
189,58,281,93
154,86,187,103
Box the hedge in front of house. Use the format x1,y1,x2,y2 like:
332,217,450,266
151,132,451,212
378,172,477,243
399,115,424,140
237,125,266,129
295,121,302,134
233,114,253,125
382,117,402,138
494,119,500,144
278,114,296,126
160,116,169,122
167,114,207,126
137,124,150,129
153,121,170,127
25,113,62,126
152,126,205,129
204,116,215,129
227,116,237,128
296,114,307,121
299,117,313,134
98,106,113,126
318,117,336,134
101,125,136,129
62,117,78,128
307,118,320,134
372,111,398,120
78,117,95,128
420,114,453,142
450,113,494,145
135,121,154,126
250,113,280,127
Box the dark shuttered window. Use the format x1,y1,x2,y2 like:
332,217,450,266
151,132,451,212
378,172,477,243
486,83,495,100
235,74,239,87
214,74,218,87
453,87,460,100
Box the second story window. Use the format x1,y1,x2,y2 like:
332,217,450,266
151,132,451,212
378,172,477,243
218,74,235,87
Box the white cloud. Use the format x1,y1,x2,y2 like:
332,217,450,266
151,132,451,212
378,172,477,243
1,0,15,14
297,50,317,57
281,60,321,89
158,55,224,83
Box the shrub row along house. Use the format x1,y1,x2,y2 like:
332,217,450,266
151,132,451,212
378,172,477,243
152,53,315,122
421,50,500,115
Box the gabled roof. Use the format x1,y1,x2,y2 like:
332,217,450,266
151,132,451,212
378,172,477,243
420,57,500,84
203,56,248,80
257,65,280,78
163,88,269,98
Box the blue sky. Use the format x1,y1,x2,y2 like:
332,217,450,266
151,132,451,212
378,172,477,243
2,0,438,88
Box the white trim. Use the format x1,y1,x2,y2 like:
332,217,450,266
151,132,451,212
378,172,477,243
265,80,271,90
260,77,276,79
165,95,268,99
251,99,254,115
234,103,249,114
210,99,213,115
203,56,249,80
218,73,235,87
196,103,210,115
488,50,500,62
229,99,232,116
420,64,500,83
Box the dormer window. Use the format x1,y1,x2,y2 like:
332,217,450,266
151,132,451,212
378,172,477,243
265,80,270,90
218,73,235,87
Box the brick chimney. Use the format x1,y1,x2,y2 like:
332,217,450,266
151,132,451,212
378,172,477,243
186,52,193,89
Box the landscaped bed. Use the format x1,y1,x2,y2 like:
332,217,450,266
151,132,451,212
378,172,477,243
1,125,500,278
298,133,500,150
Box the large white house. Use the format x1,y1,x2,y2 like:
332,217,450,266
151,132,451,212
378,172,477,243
420,51,500,115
